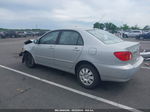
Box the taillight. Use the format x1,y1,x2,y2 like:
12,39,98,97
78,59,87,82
114,51,132,61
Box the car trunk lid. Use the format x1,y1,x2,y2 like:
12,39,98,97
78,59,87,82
110,41,140,63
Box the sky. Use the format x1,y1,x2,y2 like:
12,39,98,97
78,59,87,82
0,0,150,29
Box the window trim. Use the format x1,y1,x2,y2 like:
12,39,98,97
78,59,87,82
38,31,60,45
56,30,84,46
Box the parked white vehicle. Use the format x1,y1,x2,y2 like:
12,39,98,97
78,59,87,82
123,30,142,38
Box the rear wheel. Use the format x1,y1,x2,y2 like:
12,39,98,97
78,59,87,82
76,64,100,89
24,52,35,68
140,37,144,40
125,34,128,38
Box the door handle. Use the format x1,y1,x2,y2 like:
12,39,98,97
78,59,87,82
49,46,54,49
73,47,80,51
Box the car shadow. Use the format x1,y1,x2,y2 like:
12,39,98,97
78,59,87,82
33,64,129,93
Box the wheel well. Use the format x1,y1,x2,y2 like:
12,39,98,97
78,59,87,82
24,50,30,54
22,51,32,63
75,61,101,79
23,50,32,57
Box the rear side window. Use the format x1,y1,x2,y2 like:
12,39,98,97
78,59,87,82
77,35,84,45
87,29,123,44
39,31,59,44
58,31,83,45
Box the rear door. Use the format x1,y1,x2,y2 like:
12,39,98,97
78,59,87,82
54,30,83,70
32,31,59,67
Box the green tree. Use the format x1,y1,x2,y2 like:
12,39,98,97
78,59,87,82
93,22,105,30
93,22,100,29
99,23,105,30
104,22,117,33
130,25,139,30
120,24,130,31
143,25,150,30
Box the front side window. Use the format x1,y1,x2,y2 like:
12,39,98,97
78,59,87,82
39,31,59,44
58,31,83,45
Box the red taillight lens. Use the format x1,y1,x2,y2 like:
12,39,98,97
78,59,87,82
114,51,132,61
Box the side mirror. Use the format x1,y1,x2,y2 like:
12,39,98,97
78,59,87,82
24,39,33,45
33,39,39,44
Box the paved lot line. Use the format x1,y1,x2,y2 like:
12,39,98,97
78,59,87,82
0,65,142,112
141,66,150,70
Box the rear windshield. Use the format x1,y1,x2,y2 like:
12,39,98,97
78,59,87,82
87,29,123,44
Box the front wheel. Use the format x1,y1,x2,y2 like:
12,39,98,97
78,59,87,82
77,64,101,89
24,52,35,68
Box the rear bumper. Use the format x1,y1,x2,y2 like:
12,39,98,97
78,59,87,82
96,56,143,82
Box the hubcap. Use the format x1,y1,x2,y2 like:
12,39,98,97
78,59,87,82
79,68,94,86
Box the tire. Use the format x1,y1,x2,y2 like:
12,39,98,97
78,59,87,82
125,34,128,38
136,37,139,40
24,52,35,68
76,64,101,89
139,37,144,40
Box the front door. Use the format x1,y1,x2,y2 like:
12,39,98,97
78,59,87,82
32,31,59,67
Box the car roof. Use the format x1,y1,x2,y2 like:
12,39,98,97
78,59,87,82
51,28,105,33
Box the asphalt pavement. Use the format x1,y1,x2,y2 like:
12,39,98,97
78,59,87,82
0,37,150,112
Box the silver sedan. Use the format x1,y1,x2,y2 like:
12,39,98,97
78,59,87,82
22,28,143,89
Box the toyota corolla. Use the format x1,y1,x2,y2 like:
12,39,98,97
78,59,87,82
21,28,143,89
